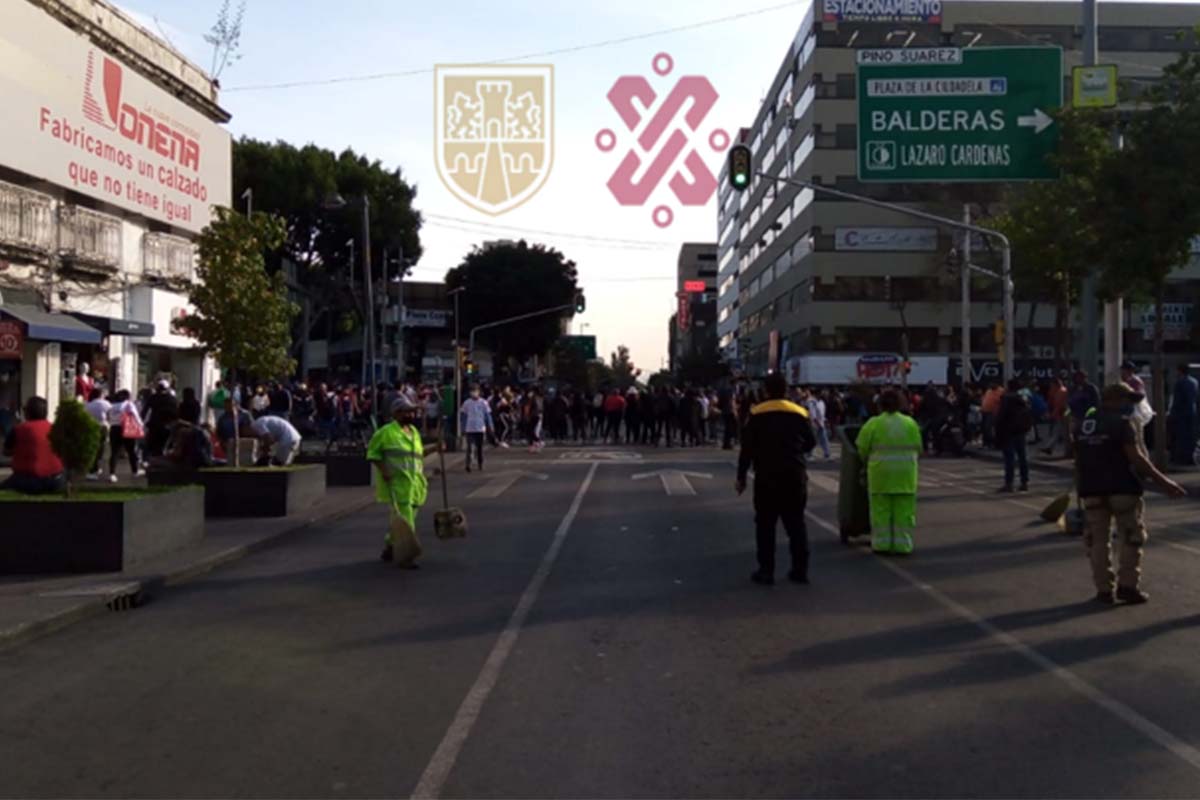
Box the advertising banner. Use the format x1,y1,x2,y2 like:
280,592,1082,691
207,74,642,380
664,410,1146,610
834,226,938,252
790,353,948,385
0,320,23,359
677,291,690,332
1139,303,1194,342
0,1,231,234
403,309,450,328
823,0,942,24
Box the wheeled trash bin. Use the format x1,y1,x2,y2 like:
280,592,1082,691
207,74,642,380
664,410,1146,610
836,424,871,544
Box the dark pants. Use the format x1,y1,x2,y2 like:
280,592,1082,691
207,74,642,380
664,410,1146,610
1,472,65,494
722,412,737,449
466,432,484,468
109,427,140,475
754,475,810,576
606,411,622,442
1003,436,1029,488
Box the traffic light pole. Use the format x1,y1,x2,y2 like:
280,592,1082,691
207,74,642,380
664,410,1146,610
467,303,577,358
755,171,1015,382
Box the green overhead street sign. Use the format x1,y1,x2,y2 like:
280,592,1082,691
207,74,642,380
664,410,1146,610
857,46,1063,182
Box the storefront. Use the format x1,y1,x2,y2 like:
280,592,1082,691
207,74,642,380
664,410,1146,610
127,286,214,396
784,353,950,387
0,302,103,413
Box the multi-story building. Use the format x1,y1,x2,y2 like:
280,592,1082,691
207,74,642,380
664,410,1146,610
0,0,231,419
718,0,1200,386
670,242,718,373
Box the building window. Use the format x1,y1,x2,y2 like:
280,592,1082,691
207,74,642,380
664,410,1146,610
0,180,55,255
58,205,121,272
814,124,838,149
143,232,196,282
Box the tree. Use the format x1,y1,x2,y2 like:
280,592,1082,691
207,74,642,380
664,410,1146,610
987,109,1113,366
182,207,299,382
49,400,102,499
1092,27,1200,466
609,345,640,390
232,138,423,362
445,240,579,365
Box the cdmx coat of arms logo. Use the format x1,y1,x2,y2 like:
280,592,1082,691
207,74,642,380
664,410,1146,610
434,64,553,215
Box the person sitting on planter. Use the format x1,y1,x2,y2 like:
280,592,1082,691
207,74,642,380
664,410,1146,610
1,396,65,495
150,420,215,475
251,414,302,467
217,397,256,465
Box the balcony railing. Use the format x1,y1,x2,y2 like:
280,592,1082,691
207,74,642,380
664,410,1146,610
59,205,122,272
0,180,55,256
143,232,195,282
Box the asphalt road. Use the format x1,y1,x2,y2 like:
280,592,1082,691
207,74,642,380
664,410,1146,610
3,444,1200,798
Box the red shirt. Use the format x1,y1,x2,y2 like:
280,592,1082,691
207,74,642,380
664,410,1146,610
603,395,626,413
8,420,64,478
75,375,94,399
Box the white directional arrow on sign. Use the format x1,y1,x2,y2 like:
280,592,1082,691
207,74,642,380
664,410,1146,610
631,469,713,496
467,470,549,499
1017,108,1054,134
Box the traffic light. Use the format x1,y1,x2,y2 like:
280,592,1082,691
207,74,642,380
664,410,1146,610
728,144,752,192
993,320,1006,346
574,291,586,314
465,359,476,376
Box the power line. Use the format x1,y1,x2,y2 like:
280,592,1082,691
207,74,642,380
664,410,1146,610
225,1,804,92
423,220,676,252
424,213,676,248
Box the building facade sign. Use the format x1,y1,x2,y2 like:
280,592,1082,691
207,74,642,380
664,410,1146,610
834,226,939,252
0,1,231,234
403,309,450,328
677,291,690,332
1140,303,1194,342
787,354,948,385
823,0,942,24
0,320,23,359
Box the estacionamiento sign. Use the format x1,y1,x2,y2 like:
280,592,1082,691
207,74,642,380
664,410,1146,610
823,0,942,23
0,1,231,234
857,47,1063,183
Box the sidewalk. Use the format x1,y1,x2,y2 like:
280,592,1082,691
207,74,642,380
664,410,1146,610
965,444,1200,496
0,446,454,650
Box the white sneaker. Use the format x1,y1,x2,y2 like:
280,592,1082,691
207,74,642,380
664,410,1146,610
109,474,119,483
86,473,99,482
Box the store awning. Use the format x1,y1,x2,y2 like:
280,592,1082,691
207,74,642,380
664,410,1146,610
68,312,156,337
0,304,101,344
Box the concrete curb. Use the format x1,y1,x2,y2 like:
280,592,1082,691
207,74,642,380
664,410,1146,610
0,447,443,652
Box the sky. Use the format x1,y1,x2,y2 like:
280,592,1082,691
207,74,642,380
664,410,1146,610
115,0,1196,372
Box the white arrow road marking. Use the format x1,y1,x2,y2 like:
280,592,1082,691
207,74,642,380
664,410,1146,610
467,470,549,499
1017,107,1054,134
631,469,713,496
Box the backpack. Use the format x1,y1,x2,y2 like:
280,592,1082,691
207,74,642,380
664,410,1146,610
1010,396,1034,435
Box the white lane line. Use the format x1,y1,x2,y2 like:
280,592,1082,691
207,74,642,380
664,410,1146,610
807,472,841,495
410,462,599,799
804,509,1200,774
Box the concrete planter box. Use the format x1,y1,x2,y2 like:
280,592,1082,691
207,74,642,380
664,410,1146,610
296,452,373,487
149,464,326,518
0,486,205,574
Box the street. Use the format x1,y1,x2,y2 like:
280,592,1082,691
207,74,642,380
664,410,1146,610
3,447,1200,798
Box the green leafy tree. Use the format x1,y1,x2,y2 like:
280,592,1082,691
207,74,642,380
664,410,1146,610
232,138,423,357
1092,27,1200,465
988,109,1112,365
183,207,299,383
49,400,102,498
609,345,640,390
445,240,579,365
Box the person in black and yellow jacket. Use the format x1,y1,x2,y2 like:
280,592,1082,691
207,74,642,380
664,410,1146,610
736,372,817,585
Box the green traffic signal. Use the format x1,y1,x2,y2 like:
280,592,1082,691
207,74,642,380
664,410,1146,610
728,144,752,192
574,292,586,314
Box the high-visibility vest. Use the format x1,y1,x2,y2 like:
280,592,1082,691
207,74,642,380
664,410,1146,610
856,412,922,494
367,421,428,507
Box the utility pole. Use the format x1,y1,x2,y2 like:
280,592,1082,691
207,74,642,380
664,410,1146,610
961,204,972,387
1091,0,1124,383
1077,0,1102,384
397,246,406,385
380,247,390,384
448,286,465,452
360,194,376,416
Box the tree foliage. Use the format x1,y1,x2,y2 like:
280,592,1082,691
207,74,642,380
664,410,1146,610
609,345,640,390
232,138,423,345
183,208,299,380
445,240,579,361
49,399,101,498
987,109,1113,362
204,0,246,81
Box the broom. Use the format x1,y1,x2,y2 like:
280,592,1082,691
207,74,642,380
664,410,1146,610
433,429,468,539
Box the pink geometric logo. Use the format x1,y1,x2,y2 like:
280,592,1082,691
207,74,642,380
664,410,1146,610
597,53,729,228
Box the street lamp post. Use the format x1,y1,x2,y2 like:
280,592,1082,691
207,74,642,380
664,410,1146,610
447,286,466,451
324,192,377,417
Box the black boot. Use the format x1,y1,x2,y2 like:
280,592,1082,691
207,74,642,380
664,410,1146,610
1117,586,1150,604
750,570,774,586
380,544,394,562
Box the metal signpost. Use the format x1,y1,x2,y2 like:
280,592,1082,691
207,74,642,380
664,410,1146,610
857,46,1063,183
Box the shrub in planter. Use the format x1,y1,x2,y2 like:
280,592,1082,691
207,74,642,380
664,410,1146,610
49,399,102,498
